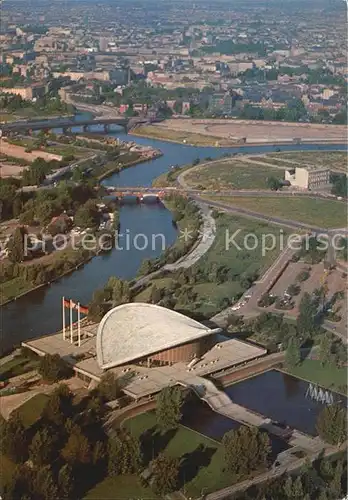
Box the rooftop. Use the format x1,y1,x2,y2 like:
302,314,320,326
122,338,267,399
96,303,220,369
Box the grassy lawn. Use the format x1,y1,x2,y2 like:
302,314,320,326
84,475,157,500
0,354,40,381
44,144,90,159
204,196,346,228
152,161,196,187
283,359,347,394
123,411,234,497
16,393,49,428
251,156,299,168
268,151,348,173
182,160,284,190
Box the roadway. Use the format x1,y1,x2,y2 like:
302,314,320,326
191,195,347,235
1,116,143,134
203,442,342,500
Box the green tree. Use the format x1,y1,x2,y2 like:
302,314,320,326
317,490,329,500
150,453,179,496
57,464,75,500
297,292,319,339
34,467,59,500
287,284,301,297
319,334,333,366
222,426,271,476
39,353,73,383
156,386,184,430
150,284,162,304
43,384,73,426
108,277,131,306
285,337,301,368
2,465,31,500
61,429,91,465
29,428,57,466
1,412,28,463
35,200,58,226
292,476,304,498
283,476,294,498
97,372,121,401
7,226,27,263
329,459,343,498
267,176,282,191
92,440,106,467
316,404,347,445
108,429,142,476
74,199,99,229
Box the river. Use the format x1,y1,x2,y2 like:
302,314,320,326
1,120,346,352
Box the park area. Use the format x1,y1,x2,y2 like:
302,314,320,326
203,195,346,228
284,359,347,394
181,157,284,190
123,411,228,497
134,213,288,316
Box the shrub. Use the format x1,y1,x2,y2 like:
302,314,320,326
258,293,276,307
38,354,73,382
296,270,310,282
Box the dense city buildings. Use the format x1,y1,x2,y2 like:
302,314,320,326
0,0,347,123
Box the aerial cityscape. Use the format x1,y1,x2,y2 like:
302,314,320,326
0,0,347,499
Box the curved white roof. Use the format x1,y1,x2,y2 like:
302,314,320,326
96,303,218,369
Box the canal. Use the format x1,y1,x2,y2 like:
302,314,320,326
1,121,346,351
224,369,347,436
181,392,289,458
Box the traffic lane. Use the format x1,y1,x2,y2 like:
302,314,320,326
192,196,325,232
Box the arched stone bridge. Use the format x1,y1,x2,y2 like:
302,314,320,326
0,116,162,136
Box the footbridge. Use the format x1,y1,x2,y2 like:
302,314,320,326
177,376,322,449
177,376,265,428
1,116,162,136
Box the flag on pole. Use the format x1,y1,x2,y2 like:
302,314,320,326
63,298,88,315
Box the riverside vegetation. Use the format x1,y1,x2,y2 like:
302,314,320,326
0,182,119,305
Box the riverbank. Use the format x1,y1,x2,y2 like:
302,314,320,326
133,194,201,280
130,125,224,146
130,120,347,148
1,248,97,307
97,149,163,181
131,199,215,294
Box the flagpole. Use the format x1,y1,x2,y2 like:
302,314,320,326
78,302,81,347
62,296,66,341
70,299,73,344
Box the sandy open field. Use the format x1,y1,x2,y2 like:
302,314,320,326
0,139,63,163
153,119,347,144
0,162,27,178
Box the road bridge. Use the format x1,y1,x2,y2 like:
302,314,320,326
0,116,161,136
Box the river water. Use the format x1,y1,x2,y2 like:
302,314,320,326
1,119,345,352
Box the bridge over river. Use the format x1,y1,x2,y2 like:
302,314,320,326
1,116,162,135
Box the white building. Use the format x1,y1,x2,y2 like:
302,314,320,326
285,166,331,190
